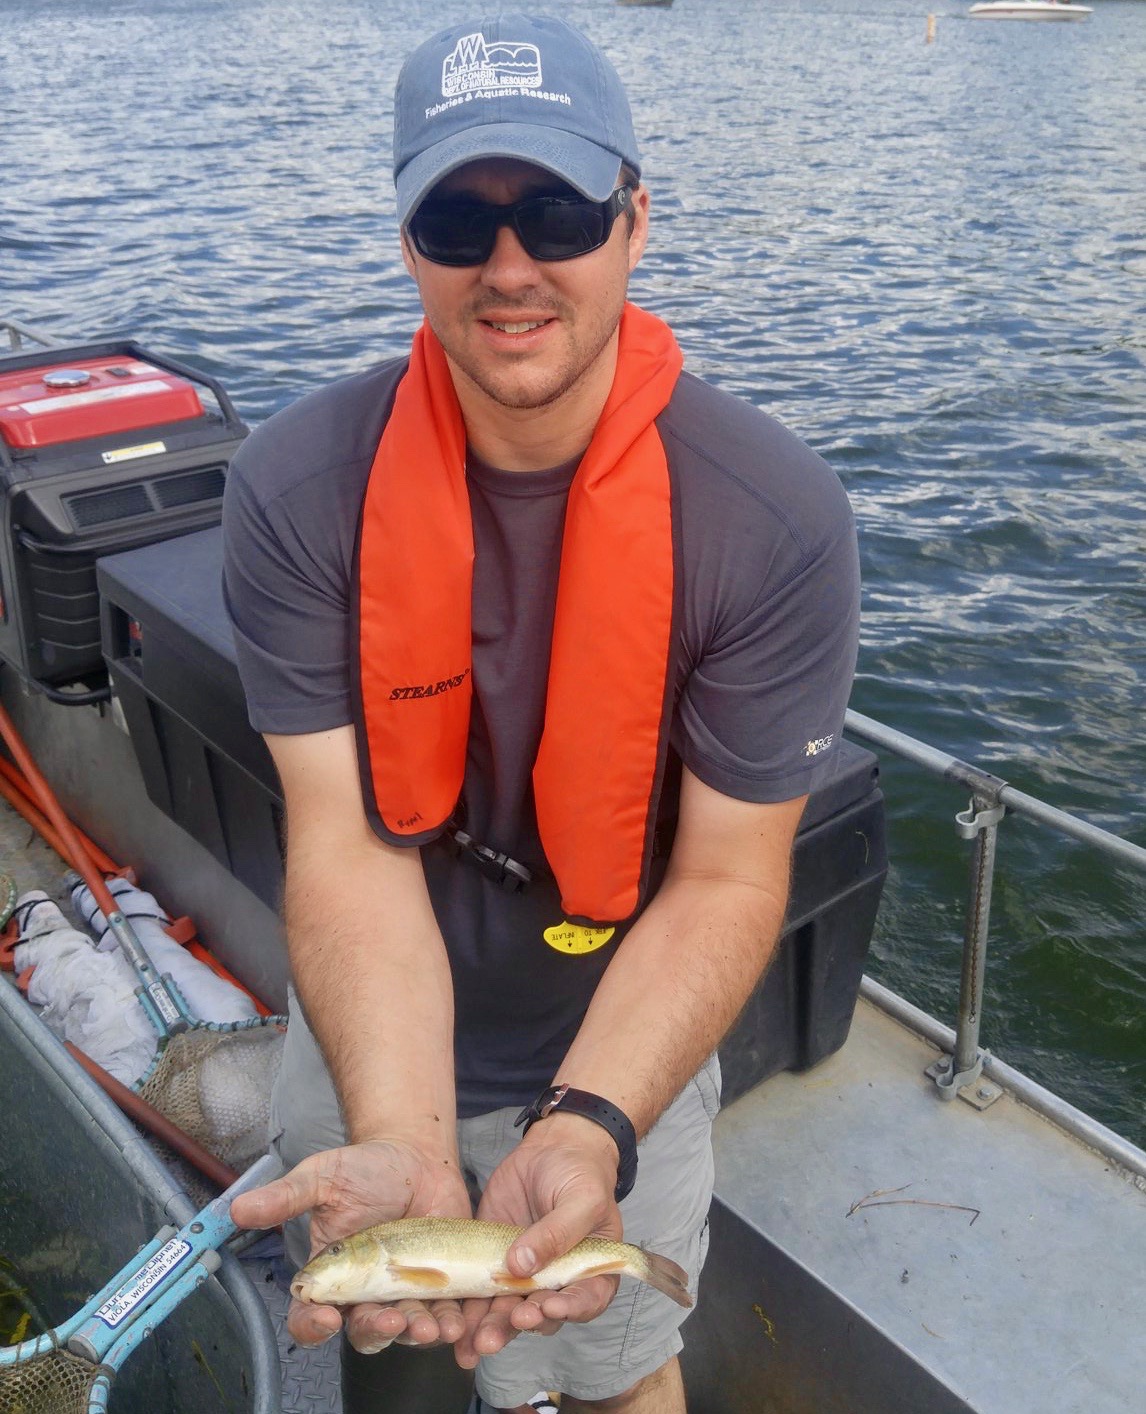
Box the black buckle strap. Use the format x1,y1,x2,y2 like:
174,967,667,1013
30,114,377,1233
514,1084,639,1202
447,826,532,893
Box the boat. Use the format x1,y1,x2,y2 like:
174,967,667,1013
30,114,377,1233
1,316,1143,1412
969,0,1092,19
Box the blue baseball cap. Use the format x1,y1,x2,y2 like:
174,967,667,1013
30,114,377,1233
393,13,641,226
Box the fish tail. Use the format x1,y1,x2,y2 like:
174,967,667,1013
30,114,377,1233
637,1251,692,1308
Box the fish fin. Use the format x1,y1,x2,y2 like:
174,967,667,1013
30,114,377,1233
571,1258,628,1281
386,1263,450,1289
639,1251,693,1309
490,1271,539,1293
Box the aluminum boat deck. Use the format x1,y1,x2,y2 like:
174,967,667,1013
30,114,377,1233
685,987,1146,1413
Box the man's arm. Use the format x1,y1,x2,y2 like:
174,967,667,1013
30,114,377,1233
460,766,806,1357
554,768,805,1134
267,726,455,1148
230,724,471,1351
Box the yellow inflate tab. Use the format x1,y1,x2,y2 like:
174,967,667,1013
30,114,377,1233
543,922,616,955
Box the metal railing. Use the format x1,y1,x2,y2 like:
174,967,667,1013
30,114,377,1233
845,708,1146,1109
2,317,61,352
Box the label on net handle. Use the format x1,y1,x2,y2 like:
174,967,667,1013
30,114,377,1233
144,977,186,1032
95,1237,193,1328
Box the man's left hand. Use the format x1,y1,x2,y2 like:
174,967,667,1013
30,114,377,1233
453,1113,624,1366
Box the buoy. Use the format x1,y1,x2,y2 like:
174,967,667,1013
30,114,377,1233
926,13,937,41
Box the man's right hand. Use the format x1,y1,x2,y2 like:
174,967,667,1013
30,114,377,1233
230,1139,473,1352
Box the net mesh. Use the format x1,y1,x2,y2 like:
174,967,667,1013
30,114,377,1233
0,1347,99,1414
137,1021,285,1172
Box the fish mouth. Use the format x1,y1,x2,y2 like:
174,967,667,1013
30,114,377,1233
290,1275,314,1302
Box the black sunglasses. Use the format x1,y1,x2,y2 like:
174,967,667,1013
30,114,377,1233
407,186,633,267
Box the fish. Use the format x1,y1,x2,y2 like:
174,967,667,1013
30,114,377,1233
290,1216,692,1309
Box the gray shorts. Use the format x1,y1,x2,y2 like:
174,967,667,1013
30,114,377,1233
271,996,719,1406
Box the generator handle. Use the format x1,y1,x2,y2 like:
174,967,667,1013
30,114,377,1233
0,335,250,451
116,342,248,440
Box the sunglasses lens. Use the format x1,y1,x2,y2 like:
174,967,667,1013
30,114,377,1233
517,200,608,260
409,203,494,265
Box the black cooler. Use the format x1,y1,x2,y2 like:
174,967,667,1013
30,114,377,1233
98,527,888,1098
0,338,247,692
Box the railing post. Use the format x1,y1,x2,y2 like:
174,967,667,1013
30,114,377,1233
1,318,61,353
929,792,1006,1105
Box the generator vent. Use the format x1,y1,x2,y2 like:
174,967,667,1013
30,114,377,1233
153,465,226,509
65,465,226,528
68,484,153,528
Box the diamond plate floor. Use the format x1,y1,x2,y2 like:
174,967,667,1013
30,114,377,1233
244,1244,344,1414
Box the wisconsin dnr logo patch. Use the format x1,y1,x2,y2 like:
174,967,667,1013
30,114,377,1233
442,33,543,95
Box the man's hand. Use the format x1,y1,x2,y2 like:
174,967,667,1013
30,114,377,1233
230,1139,473,1353
453,1113,624,1368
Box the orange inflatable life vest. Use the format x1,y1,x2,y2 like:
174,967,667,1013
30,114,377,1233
353,303,683,923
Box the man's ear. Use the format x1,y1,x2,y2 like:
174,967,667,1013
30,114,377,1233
626,185,651,273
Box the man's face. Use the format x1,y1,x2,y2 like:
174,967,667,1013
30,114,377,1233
401,158,649,416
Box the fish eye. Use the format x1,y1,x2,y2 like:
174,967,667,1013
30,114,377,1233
327,1241,343,1256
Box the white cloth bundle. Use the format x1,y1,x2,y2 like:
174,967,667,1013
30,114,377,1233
69,875,258,1024
13,891,158,1086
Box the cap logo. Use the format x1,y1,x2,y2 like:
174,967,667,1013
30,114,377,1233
442,33,542,96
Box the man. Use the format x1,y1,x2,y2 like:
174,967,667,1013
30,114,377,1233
224,13,859,1413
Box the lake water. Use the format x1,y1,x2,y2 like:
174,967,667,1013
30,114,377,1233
5,0,1145,1142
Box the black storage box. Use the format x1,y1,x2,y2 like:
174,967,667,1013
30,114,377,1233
719,750,888,1101
99,528,888,1097
0,338,247,689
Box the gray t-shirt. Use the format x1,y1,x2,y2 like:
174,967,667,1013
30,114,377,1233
222,355,860,1115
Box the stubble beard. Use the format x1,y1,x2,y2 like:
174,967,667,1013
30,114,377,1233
437,295,625,413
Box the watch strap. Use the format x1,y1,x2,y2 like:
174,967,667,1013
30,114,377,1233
514,1084,639,1202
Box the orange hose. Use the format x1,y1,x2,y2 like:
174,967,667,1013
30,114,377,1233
0,755,120,874
0,770,76,867
0,703,276,1016
0,706,269,1193
64,1041,238,1190
0,703,119,921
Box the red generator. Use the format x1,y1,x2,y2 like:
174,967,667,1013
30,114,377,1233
0,325,248,695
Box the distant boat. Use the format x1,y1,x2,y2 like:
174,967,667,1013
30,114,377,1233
617,0,674,7
970,0,1091,18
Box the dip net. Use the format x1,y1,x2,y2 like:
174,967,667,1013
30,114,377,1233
0,1346,101,1413
0,703,287,1179
137,1020,285,1174
66,874,287,1175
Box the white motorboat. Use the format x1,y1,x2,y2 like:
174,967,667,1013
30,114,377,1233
970,0,1091,19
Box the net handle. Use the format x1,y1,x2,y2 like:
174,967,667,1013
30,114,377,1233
66,1153,281,1364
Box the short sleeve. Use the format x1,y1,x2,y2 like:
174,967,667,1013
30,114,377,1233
663,375,861,804
221,362,404,734
675,517,860,802
223,465,354,733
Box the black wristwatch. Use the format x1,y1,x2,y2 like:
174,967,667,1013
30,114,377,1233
514,1084,639,1202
